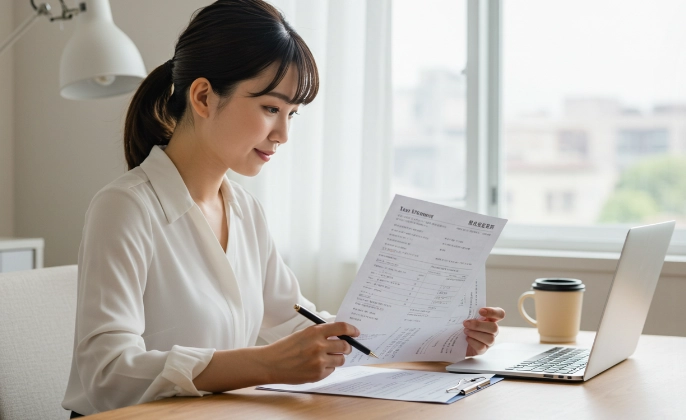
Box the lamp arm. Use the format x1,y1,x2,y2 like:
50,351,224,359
0,1,86,57
51,0,87,22
0,4,50,57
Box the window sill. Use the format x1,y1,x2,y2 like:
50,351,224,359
496,224,686,257
488,247,686,278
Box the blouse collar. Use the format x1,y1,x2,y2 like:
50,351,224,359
139,145,243,224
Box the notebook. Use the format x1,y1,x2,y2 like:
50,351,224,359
446,221,675,382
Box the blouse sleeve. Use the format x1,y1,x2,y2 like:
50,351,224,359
252,200,336,344
74,186,214,412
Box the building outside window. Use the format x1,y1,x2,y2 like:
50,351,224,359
390,0,685,252
502,0,686,229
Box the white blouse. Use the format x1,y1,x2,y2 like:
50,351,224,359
62,146,333,415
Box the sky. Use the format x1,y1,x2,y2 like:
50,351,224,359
392,0,686,118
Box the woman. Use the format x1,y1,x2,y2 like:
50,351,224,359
62,0,505,416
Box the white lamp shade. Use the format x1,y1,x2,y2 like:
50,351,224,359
59,0,147,100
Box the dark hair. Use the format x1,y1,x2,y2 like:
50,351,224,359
124,0,319,170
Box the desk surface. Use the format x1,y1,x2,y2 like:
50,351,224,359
87,327,685,419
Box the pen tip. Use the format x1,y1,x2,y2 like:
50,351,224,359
294,304,300,311
369,352,379,358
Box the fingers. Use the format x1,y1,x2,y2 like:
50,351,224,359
478,307,505,320
466,337,489,355
463,309,500,357
324,338,353,355
315,322,360,338
300,325,353,354
463,328,496,348
268,325,354,384
327,354,346,368
304,343,347,375
463,318,499,334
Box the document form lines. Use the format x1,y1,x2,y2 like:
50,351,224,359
373,263,467,282
369,285,461,299
363,287,440,300
368,273,463,293
374,261,427,275
368,271,424,284
367,286,457,298
363,293,456,308
397,213,498,232
370,275,465,292
371,268,467,282
378,252,474,272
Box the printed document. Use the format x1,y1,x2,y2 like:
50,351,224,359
336,195,506,366
257,366,496,404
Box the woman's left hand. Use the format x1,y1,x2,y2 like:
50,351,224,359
464,307,506,356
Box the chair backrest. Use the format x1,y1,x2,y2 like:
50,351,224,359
0,265,77,420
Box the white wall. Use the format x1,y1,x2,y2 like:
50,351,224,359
0,0,14,236
13,0,209,266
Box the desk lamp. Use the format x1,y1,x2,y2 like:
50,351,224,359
0,0,147,99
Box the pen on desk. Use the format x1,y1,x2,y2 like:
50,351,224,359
294,304,378,358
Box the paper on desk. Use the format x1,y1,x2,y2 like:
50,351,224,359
336,195,506,366
257,366,496,404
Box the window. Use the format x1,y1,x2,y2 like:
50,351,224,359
389,0,685,255
502,0,686,245
558,130,588,159
391,0,467,204
616,129,669,168
545,191,576,214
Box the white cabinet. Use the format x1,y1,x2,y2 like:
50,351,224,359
0,238,44,273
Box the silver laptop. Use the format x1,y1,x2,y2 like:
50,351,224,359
446,221,675,382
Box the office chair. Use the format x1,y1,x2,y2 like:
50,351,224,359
0,265,77,420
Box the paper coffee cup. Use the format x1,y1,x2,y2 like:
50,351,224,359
518,278,585,343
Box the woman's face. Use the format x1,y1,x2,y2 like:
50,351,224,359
200,63,301,177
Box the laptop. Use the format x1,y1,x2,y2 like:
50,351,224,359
446,221,676,382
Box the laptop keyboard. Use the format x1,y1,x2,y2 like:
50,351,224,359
505,347,590,375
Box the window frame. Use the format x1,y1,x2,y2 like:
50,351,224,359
465,0,686,256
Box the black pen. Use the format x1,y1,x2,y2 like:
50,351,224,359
294,304,378,358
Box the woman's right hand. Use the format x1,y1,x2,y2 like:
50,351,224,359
258,322,360,384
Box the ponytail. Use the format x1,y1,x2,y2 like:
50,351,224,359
123,60,179,170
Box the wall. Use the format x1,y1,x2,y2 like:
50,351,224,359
13,0,208,266
0,0,14,236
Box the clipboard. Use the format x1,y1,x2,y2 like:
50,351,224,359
445,376,505,403
256,367,504,405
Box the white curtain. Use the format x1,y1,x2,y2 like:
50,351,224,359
228,0,393,313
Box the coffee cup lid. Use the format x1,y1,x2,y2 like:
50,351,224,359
532,278,585,292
